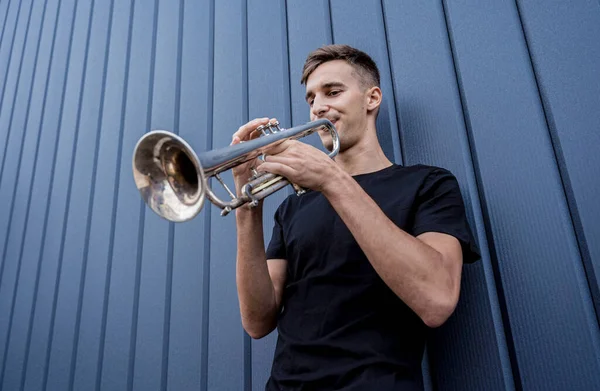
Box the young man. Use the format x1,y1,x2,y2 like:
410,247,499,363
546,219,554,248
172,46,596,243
232,45,480,390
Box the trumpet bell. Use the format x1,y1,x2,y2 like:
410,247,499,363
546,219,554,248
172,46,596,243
132,130,207,222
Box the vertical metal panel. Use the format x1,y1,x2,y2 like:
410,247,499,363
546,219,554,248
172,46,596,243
0,2,10,38
209,0,247,390
132,0,177,388
70,0,130,389
168,0,213,389
21,0,91,388
287,0,332,127
381,1,514,390
10,0,77,389
0,1,36,371
329,0,402,164
0,0,29,117
99,0,153,389
516,0,600,322
0,0,61,388
444,0,600,389
0,0,45,380
247,0,293,388
44,0,113,389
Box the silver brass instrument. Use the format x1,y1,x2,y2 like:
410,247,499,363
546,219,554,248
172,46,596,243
132,119,340,222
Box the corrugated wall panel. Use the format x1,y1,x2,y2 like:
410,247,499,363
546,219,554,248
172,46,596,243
517,0,600,320
7,0,77,388
0,0,61,387
44,0,113,389
0,0,30,121
287,0,332,129
0,0,39,379
22,0,92,388
99,0,154,388
0,1,599,390
133,0,178,388
444,0,600,390
330,0,402,164
209,0,246,390
70,0,132,389
247,1,294,389
382,1,513,390
168,0,212,389
0,2,9,45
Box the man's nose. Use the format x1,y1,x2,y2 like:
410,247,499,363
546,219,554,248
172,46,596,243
311,98,328,118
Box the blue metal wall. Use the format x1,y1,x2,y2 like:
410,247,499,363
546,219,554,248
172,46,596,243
0,0,599,390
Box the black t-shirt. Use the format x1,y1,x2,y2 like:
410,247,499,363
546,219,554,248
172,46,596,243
265,164,480,391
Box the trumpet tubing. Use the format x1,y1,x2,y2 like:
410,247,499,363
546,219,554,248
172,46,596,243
132,119,339,222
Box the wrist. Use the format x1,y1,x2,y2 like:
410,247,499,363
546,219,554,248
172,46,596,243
235,202,263,221
321,166,354,199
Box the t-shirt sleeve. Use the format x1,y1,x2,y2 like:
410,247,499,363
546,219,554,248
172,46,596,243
265,203,287,260
411,168,481,264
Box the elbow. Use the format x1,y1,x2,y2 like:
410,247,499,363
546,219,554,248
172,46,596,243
422,313,450,329
421,295,459,329
242,319,276,340
245,328,271,340
421,260,462,328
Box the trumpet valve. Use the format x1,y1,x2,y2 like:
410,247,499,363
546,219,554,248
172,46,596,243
268,120,281,133
255,125,268,136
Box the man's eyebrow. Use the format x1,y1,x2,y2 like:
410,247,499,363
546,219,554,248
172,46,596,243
305,82,346,102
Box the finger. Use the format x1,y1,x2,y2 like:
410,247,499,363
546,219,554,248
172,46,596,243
264,140,296,156
248,128,263,140
263,155,298,167
257,161,298,179
231,117,270,143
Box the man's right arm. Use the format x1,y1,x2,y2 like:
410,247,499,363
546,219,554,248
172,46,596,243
235,204,287,339
231,117,287,339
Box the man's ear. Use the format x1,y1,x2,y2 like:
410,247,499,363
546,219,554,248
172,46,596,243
366,86,382,113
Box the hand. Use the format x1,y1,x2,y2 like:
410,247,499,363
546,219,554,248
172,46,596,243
230,117,275,194
257,140,340,193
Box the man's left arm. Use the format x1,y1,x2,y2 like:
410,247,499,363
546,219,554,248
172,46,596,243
322,171,464,328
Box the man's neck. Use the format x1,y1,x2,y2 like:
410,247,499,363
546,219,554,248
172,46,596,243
334,131,393,177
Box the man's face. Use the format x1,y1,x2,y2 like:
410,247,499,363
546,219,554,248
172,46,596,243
304,60,370,152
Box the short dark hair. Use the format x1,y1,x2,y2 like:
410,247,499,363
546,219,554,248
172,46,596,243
301,44,380,88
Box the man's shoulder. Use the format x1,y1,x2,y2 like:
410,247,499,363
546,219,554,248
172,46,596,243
396,163,453,176
379,163,453,186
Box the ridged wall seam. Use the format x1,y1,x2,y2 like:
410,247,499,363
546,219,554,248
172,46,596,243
0,0,51,385
514,0,600,328
41,0,95,388
94,0,136,388
242,0,252,389
201,0,216,388
20,0,78,388
67,0,115,389
440,0,520,389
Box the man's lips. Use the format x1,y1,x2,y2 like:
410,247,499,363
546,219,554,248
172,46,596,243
319,119,338,132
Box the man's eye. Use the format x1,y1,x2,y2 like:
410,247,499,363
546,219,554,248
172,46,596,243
329,90,341,96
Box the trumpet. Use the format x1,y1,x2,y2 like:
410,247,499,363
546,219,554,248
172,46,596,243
132,119,340,222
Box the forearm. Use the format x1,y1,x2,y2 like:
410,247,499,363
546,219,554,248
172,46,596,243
235,207,279,337
322,171,454,326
